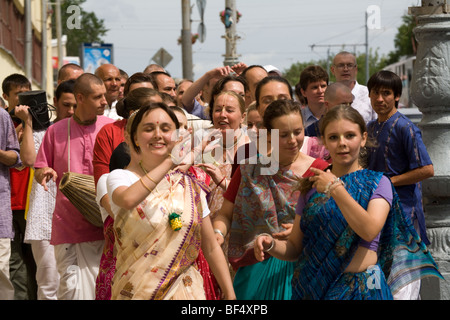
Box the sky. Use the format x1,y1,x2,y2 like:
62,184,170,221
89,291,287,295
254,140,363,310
82,0,420,80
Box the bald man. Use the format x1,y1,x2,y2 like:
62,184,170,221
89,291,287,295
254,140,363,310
305,82,354,137
34,73,114,300
57,64,84,85
95,64,122,120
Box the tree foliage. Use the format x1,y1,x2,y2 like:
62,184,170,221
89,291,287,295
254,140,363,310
386,14,417,65
51,0,108,57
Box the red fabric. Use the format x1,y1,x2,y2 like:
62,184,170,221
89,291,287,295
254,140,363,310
10,120,30,210
93,119,127,184
9,167,30,211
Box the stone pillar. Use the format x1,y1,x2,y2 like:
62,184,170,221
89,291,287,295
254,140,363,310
409,0,450,300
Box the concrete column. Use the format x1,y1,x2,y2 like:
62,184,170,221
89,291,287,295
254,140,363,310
409,1,450,300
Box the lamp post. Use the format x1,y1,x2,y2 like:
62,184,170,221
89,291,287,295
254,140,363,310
409,0,450,299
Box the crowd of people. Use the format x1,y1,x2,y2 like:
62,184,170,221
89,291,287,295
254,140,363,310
0,51,443,300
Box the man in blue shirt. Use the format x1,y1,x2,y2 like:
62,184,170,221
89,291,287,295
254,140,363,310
367,70,434,299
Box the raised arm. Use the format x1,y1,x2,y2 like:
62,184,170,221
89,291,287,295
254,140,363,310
181,66,233,112
15,105,36,167
309,168,390,242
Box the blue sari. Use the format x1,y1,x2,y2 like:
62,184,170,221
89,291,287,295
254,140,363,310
228,158,329,300
292,169,442,300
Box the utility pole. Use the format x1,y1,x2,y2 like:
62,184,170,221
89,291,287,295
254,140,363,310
24,0,32,80
42,0,48,90
223,0,239,66
181,0,193,80
55,0,63,70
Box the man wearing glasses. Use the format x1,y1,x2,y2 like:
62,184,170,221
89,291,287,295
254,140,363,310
330,51,377,124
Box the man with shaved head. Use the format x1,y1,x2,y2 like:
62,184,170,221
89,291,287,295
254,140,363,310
57,63,84,85
34,73,114,300
305,81,354,137
95,64,122,120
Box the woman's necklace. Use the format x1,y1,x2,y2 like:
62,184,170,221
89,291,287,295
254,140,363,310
279,151,300,168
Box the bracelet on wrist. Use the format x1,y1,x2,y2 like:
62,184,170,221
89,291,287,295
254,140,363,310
214,229,224,238
323,177,345,198
258,233,275,252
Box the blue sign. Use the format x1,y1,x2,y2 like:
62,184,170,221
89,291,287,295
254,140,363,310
81,43,114,73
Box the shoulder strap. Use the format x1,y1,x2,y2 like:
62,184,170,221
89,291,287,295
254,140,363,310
67,118,70,172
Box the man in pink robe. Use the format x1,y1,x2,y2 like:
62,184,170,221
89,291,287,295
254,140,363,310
34,73,114,299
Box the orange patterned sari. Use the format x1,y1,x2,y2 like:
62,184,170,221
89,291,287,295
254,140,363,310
111,169,209,300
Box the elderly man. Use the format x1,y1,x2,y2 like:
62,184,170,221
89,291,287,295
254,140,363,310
95,64,122,120
34,73,114,300
330,51,376,124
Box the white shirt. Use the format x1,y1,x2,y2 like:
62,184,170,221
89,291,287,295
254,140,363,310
103,100,123,121
351,82,377,124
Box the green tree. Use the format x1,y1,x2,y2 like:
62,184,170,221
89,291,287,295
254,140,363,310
52,0,108,57
386,14,417,65
283,59,328,88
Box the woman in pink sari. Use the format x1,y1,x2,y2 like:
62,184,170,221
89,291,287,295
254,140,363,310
106,102,235,300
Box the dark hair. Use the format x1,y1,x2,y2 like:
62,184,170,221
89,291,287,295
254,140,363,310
263,99,302,130
241,65,267,80
55,79,76,100
123,72,155,97
160,92,177,106
127,102,180,154
73,73,104,97
367,70,402,108
116,87,161,119
254,76,293,109
208,75,248,120
298,65,329,91
149,71,173,90
2,73,31,95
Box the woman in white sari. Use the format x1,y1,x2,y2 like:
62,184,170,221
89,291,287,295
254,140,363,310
106,102,235,300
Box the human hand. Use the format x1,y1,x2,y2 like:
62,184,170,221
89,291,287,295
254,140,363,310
231,62,248,75
207,66,234,80
215,231,224,246
35,167,57,191
272,223,293,240
196,163,224,186
14,105,32,124
254,233,273,262
308,168,337,194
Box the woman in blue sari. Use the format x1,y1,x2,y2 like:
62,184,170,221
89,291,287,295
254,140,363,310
255,104,442,300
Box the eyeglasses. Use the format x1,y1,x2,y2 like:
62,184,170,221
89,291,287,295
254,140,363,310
334,63,357,70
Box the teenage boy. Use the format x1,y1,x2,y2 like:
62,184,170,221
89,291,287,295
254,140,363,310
298,65,328,129
367,70,434,300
